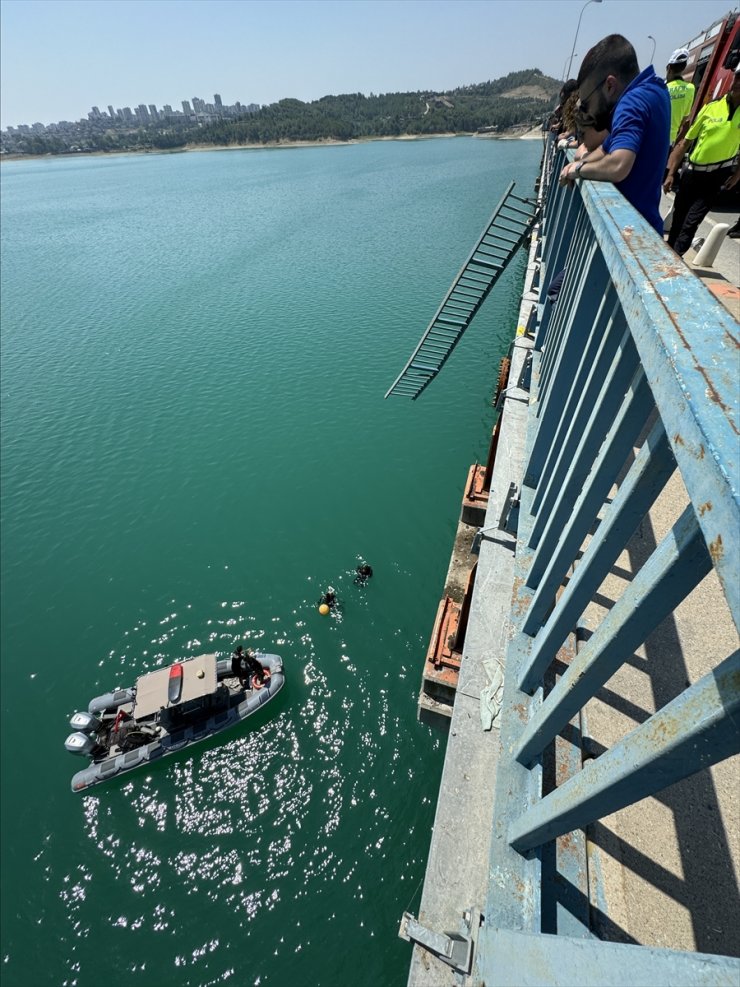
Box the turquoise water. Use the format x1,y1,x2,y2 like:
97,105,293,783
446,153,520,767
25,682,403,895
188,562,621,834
1,138,540,987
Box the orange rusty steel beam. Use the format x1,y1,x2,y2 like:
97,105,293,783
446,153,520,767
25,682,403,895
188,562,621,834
423,597,462,687
483,417,502,493
454,562,478,653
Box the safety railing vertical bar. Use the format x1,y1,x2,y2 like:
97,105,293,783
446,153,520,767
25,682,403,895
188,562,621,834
474,144,740,985
529,325,637,542
536,207,594,399
516,504,713,766
508,648,740,853
526,285,619,490
519,420,676,680
536,199,590,377
522,366,656,628
534,177,581,351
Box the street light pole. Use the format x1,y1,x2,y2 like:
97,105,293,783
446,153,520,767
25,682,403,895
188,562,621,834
566,0,604,81
648,35,657,64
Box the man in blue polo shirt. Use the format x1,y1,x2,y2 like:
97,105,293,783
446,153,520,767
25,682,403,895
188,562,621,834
559,34,670,235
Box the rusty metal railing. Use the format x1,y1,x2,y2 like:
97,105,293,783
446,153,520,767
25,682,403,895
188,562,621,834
472,148,740,985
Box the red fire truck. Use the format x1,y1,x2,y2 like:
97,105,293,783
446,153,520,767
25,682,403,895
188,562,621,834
679,9,739,111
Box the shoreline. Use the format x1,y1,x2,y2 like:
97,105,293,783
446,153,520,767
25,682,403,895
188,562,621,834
1,127,544,163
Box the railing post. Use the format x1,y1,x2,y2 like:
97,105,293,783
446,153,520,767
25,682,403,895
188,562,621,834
508,650,740,853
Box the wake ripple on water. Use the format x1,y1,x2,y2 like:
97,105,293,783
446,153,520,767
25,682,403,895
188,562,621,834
52,586,434,986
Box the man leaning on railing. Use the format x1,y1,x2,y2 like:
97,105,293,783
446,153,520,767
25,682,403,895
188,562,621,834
558,33,670,235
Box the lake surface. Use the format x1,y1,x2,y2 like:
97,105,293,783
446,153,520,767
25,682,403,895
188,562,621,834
0,137,541,987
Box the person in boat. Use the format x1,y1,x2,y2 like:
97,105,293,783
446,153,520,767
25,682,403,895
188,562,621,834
233,644,267,687
243,648,266,686
354,563,373,585
109,708,153,751
108,708,131,748
232,645,248,687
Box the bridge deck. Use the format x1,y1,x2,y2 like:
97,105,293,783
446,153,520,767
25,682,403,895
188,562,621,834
407,149,739,985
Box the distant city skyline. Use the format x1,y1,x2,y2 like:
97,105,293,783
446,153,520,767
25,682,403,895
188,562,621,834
1,0,735,128
3,92,261,133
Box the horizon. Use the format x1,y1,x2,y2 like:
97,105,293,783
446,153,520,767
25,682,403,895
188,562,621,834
1,0,735,128
2,68,560,132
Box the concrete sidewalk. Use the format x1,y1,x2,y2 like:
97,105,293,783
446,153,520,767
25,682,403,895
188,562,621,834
407,239,540,987
662,193,739,319
582,464,740,957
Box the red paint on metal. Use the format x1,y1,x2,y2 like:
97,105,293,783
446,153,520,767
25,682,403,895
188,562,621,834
494,357,511,406
168,662,184,703
423,597,462,688
463,464,490,507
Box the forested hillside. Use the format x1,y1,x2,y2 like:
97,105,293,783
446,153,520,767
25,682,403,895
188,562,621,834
196,69,559,145
2,69,560,156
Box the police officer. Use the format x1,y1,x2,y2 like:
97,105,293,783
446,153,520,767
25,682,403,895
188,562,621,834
665,48,695,146
664,68,740,256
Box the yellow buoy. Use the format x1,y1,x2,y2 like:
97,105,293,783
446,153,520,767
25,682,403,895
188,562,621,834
318,603,330,615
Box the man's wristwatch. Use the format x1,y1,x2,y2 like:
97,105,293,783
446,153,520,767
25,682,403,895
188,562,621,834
573,160,585,178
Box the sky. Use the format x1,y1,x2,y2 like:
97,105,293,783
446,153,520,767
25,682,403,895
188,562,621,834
1,0,736,127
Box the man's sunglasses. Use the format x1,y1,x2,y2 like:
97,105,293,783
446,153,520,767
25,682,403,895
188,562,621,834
575,75,609,124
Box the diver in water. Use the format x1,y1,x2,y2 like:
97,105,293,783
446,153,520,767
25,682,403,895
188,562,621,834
354,563,373,585
319,587,338,609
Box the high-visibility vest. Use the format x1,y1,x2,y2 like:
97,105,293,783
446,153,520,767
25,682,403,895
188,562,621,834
667,78,695,143
686,95,740,165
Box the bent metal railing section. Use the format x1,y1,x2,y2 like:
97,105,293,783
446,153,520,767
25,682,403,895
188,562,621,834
385,181,538,400
473,148,740,984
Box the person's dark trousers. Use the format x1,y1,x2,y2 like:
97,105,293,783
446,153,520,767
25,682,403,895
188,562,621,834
667,166,733,256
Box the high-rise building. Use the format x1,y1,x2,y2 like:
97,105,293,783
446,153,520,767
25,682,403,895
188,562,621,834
107,105,115,119
214,94,223,109
182,100,192,115
148,104,159,120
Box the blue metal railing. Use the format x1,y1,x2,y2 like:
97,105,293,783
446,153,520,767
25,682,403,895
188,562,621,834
473,147,740,984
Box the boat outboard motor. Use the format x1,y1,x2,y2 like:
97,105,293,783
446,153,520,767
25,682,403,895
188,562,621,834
69,711,102,734
65,731,98,756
